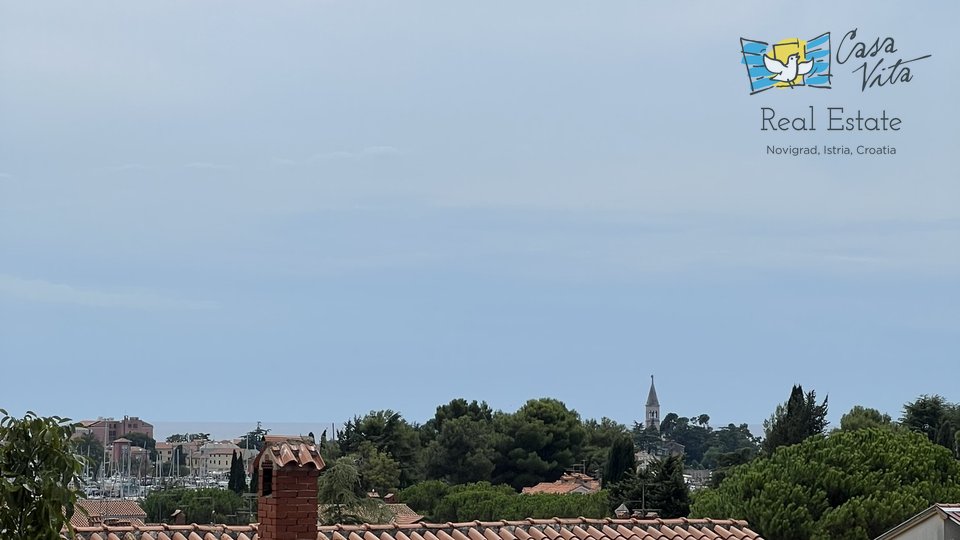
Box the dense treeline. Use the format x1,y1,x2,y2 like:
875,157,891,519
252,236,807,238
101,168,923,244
141,389,959,533
141,488,249,525
687,389,960,540
313,389,960,534
316,397,761,496
398,481,610,522
318,398,622,494
691,429,960,540
311,397,702,521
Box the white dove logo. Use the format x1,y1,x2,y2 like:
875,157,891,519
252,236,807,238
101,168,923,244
763,52,814,86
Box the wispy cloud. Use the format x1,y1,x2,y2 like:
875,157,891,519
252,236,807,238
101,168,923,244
275,146,402,165
185,162,231,170
0,274,218,311
93,164,147,173
0,172,13,180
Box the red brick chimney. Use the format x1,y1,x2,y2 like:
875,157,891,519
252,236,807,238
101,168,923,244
254,438,326,540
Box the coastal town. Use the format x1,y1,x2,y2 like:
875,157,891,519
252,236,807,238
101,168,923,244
2,2,955,540
3,380,955,540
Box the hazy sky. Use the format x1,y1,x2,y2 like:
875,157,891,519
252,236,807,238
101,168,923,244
1,1,957,438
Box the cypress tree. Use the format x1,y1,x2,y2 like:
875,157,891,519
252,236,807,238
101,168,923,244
762,384,829,454
228,450,247,494
227,451,237,493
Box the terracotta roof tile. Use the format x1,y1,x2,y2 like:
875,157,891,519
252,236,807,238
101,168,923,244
253,438,325,470
521,474,602,496
68,517,764,540
387,503,425,525
71,499,148,528
486,529,506,540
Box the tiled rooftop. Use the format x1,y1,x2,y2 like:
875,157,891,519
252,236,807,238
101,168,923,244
521,473,601,495
317,503,424,526
386,503,424,526
71,499,147,528
69,516,763,540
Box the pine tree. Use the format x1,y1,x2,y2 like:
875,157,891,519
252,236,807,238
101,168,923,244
602,434,636,487
648,454,690,518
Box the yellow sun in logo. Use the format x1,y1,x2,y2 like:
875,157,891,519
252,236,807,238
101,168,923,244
768,38,808,87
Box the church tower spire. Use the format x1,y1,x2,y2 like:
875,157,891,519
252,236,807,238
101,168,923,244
645,375,660,431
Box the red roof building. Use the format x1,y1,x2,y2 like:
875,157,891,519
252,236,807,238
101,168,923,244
521,473,601,495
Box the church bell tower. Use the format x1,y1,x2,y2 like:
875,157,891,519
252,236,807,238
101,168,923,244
645,375,660,431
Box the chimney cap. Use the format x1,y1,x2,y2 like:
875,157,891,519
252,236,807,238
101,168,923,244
253,438,326,470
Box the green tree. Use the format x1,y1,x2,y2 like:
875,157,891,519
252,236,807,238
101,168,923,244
839,406,894,432
762,384,828,454
492,398,586,490
901,395,947,441
432,482,520,521
430,482,609,522
580,417,629,479
228,450,247,494
0,410,85,540
706,446,756,488
339,410,423,487
710,423,759,453
691,428,960,540
142,487,246,524
317,430,342,466
421,399,493,439
397,480,450,521
631,424,662,454
423,400,498,484
646,455,689,518
165,432,210,443
607,466,654,515
632,412,759,471
608,455,689,518
125,431,157,461
602,434,636,488
902,395,960,456
356,442,401,495
700,423,760,469
514,491,608,520
658,414,711,466
73,431,105,479
317,457,382,525
228,451,238,493
238,422,270,451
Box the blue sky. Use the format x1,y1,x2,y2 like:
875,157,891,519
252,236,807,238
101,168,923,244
1,1,957,438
